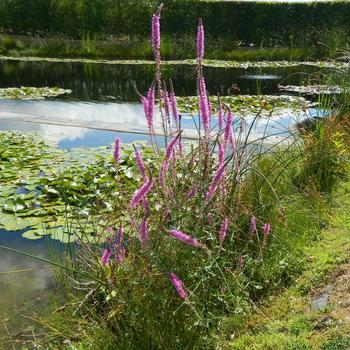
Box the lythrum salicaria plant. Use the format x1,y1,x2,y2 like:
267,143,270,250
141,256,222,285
53,4,314,349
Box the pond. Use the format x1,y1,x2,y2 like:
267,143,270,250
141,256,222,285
0,58,328,347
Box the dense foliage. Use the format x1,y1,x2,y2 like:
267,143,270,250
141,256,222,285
0,0,349,47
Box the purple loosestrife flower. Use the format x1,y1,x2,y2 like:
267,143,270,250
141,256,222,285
140,218,149,244
101,248,112,267
130,177,153,209
178,139,184,156
224,110,233,148
219,218,229,243
116,224,123,247
197,19,205,60
168,272,188,300
152,14,161,57
199,77,210,134
147,87,155,131
187,186,197,199
170,91,179,126
170,229,204,248
135,150,147,180
262,223,271,248
205,163,226,201
165,136,179,162
163,90,170,122
218,140,225,165
113,137,121,164
263,223,271,238
248,216,257,241
159,135,180,187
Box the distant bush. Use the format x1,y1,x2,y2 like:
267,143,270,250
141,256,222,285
0,0,349,47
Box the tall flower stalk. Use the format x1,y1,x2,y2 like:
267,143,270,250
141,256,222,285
113,137,121,164
197,19,205,61
168,272,188,300
152,5,163,87
130,177,153,209
170,229,205,249
219,218,229,243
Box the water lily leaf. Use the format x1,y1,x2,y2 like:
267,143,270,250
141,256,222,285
3,197,28,213
0,216,40,231
22,230,43,240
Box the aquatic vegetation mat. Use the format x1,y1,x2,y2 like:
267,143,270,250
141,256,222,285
278,84,345,95
0,55,348,70
176,94,316,116
0,132,153,242
0,86,72,99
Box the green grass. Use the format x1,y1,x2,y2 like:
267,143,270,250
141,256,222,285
220,179,350,350
0,34,343,62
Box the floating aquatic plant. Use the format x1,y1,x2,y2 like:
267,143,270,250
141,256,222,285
0,86,72,99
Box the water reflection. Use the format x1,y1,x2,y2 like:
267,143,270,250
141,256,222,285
0,230,58,349
0,60,319,101
0,119,161,149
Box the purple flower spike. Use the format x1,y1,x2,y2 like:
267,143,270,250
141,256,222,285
263,223,271,237
199,78,210,134
219,218,229,243
113,137,121,164
163,90,170,122
170,229,204,248
135,150,147,180
165,135,180,162
197,19,205,60
170,91,179,126
141,95,149,118
187,186,197,199
248,216,257,240
140,218,149,244
167,272,188,299
101,248,112,267
218,141,225,165
147,87,155,131
116,224,123,247
206,163,226,201
152,14,161,56
130,177,153,209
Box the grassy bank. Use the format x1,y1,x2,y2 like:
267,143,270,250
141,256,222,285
0,32,347,61
220,179,350,349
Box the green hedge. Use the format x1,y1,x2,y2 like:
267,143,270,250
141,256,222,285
0,0,349,45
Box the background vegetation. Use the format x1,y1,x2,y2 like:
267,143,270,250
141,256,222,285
0,1,349,46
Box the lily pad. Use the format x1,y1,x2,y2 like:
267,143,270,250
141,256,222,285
0,86,72,100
